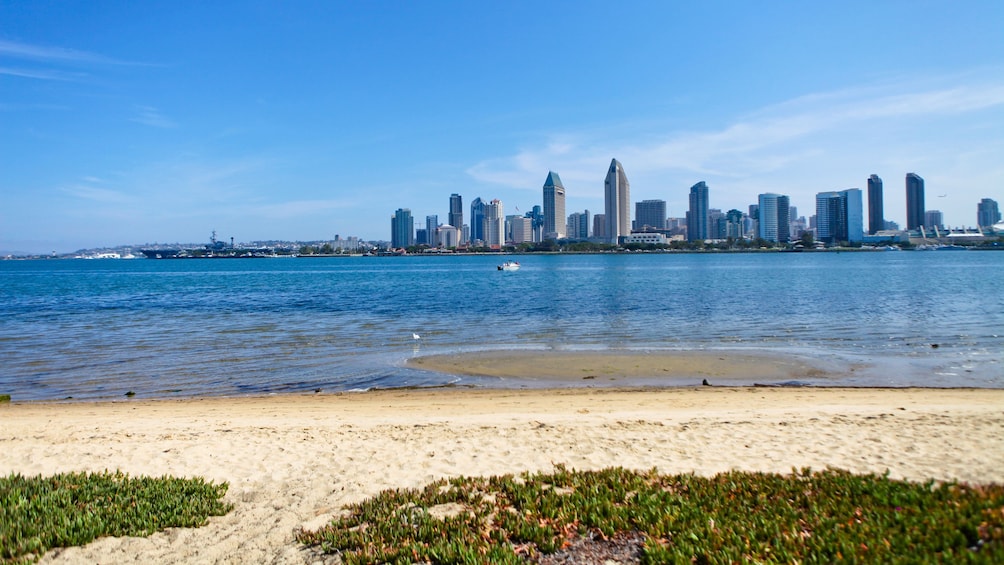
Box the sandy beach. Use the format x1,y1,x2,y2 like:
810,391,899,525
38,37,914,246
3,383,1003,564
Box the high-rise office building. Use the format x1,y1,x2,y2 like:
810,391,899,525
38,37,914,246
525,205,544,242
757,193,791,243
391,208,414,248
484,199,504,248
593,214,606,240
635,199,667,231
448,194,463,235
469,197,485,244
542,171,566,240
425,215,438,246
725,209,744,240
867,174,884,235
977,198,1001,228
906,173,925,230
816,189,863,244
603,159,630,243
567,211,590,239
924,210,943,231
687,181,709,241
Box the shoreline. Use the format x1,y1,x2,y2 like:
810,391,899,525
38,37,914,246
4,386,1004,564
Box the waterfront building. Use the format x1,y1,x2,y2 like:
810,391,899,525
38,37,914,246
624,233,667,245
978,198,1001,228
448,194,464,241
525,205,544,242
906,173,925,230
924,210,944,232
592,214,606,241
603,159,630,243
484,199,504,248
425,215,438,246
542,171,567,240
470,197,485,244
687,181,709,241
816,189,863,244
867,174,884,235
507,215,532,244
391,208,414,248
757,193,791,243
567,211,590,239
709,209,727,240
437,224,459,248
725,209,744,240
635,199,667,231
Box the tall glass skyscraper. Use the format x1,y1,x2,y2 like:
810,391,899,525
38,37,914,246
816,189,863,244
867,174,884,235
484,199,504,248
469,197,485,244
391,208,414,248
687,181,709,241
448,194,463,234
542,171,566,240
757,193,790,243
603,159,630,244
978,198,1001,228
425,215,438,246
906,173,925,230
635,199,667,231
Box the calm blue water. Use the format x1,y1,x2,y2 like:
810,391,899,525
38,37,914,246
1,252,1002,401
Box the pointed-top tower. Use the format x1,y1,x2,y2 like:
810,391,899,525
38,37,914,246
604,159,630,243
543,171,566,240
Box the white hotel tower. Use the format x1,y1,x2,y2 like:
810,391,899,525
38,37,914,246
603,158,630,244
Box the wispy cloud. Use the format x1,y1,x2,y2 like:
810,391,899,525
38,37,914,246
254,199,353,219
0,39,132,65
466,74,1004,196
0,66,86,81
132,105,178,129
60,183,134,204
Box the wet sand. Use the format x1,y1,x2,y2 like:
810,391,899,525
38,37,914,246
408,349,832,385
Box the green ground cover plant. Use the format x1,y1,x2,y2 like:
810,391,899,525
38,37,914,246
299,466,1004,564
0,471,231,564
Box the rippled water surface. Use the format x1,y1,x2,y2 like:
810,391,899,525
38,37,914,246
2,252,1002,400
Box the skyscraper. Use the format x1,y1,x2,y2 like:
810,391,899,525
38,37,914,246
924,210,943,231
391,208,414,248
816,189,863,244
603,159,630,244
906,173,925,230
469,197,485,244
567,211,590,239
867,174,884,235
484,199,504,248
635,199,667,231
592,214,606,240
542,171,566,240
977,198,1001,228
425,215,438,246
687,181,709,242
448,194,463,234
757,193,790,243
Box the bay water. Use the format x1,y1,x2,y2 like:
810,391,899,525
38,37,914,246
1,251,1001,401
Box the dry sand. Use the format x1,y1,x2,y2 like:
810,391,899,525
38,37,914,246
3,386,1004,564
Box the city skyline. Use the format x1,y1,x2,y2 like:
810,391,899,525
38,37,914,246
392,163,1002,247
2,3,1003,254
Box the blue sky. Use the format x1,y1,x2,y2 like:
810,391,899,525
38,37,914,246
2,1,1002,253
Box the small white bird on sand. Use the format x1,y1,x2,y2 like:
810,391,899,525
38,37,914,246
412,333,421,340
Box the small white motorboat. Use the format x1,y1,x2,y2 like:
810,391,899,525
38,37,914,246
497,260,520,271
